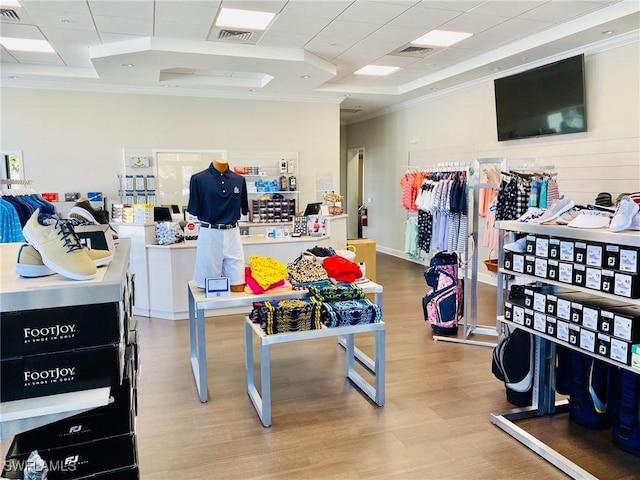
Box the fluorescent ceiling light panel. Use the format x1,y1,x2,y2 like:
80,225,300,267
354,65,399,76
0,37,55,53
215,8,276,31
0,0,22,7
411,30,473,47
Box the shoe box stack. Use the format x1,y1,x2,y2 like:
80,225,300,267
1,272,140,479
503,233,640,299
249,198,296,223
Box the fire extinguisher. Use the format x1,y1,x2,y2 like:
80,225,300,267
360,206,368,227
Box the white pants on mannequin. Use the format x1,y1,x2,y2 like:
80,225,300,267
193,227,245,288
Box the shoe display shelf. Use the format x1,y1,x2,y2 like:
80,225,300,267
0,239,139,478
491,220,640,480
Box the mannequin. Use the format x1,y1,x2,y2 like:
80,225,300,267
187,157,248,292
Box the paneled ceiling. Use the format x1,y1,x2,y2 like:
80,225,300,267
1,0,638,123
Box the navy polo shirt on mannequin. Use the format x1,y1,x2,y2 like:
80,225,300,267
187,164,249,225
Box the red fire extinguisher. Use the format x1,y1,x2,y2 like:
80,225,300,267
360,206,368,227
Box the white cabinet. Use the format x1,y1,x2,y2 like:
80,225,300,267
491,220,640,479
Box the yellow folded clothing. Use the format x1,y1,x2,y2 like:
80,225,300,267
249,255,289,289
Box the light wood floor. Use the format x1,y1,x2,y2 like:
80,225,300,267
134,253,640,479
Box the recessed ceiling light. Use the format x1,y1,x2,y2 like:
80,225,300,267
491,67,501,71
411,30,472,47
602,29,616,35
300,75,310,79
60,19,70,23
0,37,55,53
215,7,276,31
430,87,438,91
8,75,19,79
249,89,255,92
122,63,134,67
354,65,399,76
343,94,351,97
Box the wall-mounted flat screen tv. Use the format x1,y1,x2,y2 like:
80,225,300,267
494,54,586,141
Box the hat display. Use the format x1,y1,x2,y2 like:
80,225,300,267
595,192,613,207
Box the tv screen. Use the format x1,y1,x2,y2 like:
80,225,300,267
494,54,586,141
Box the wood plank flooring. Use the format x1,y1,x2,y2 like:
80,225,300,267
133,253,640,479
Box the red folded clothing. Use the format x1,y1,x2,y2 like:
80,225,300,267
322,255,363,283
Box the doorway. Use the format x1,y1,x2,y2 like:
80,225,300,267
346,147,364,239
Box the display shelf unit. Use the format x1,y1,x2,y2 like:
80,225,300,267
491,220,640,480
0,239,131,441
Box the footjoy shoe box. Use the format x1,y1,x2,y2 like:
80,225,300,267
0,343,122,402
74,224,115,252
2,433,137,480
1,303,122,359
7,377,135,455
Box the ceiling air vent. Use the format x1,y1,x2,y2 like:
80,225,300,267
1,9,20,21
218,29,253,42
390,45,434,58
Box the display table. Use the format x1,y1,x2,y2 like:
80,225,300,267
187,280,384,404
245,317,385,427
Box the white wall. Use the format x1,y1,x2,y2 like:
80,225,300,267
346,41,640,281
1,90,340,210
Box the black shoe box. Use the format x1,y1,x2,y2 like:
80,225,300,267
547,260,560,282
585,267,602,291
503,251,514,271
546,316,557,337
596,333,611,358
614,271,640,299
0,343,122,402
512,253,525,273
609,305,640,343
574,241,587,265
573,264,587,287
579,298,628,334
586,243,605,268
560,240,575,263
524,308,534,329
605,245,620,271
601,269,615,295
558,262,574,284
549,238,561,260
580,328,596,353
534,311,547,333
557,320,570,342
504,301,514,322
2,433,137,480
525,235,536,255
568,324,580,346
524,255,536,276
545,289,578,317
534,257,548,279
523,285,574,314
620,245,639,274
610,337,634,366
535,236,549,258
74,224,114,252
570,295,601,325
1,303,122,359
6,376,135,456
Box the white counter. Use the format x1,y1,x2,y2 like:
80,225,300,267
147,235,332,320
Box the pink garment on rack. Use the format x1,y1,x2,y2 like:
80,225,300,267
400,172,416,211
483,192,500,249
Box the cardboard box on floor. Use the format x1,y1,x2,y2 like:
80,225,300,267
347,238,376,282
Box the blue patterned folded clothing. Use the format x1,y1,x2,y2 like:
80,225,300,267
321,299,381,327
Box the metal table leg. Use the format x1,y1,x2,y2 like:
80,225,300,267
188,285,208,402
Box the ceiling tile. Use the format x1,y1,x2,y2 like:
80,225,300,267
8,51,65,65
155,1,219,24
483,17,553,38
426,47,479,63
389,7,461,29
518,0,607,23
335,39,400,64
0,24,47,40
365,24,430,44
258,31,314,49
470,0,549,18
20,0,92,15
155,20,213,41
415,1,484,12
303,37,356,61
455,31,513,51
219,0,288,14
41,26,101,67
0,50,18,63
313,19,381,41
438,13,511,34
15,6,95,31
88,0,154,18
93,15,153,36
268,14,332,36
376,54,424,67
280,1,353,19
336,1,411,23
